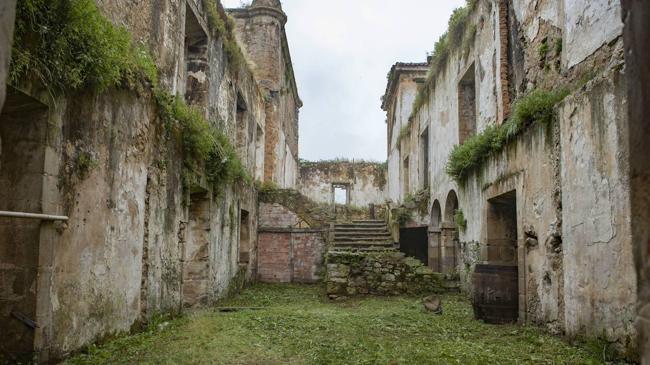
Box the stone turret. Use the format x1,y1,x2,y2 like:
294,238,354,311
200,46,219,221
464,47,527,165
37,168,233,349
228,0,301,188
251,0,283,10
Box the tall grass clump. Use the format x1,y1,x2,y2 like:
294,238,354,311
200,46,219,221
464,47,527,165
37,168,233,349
446,88,569,182
10,0,157,94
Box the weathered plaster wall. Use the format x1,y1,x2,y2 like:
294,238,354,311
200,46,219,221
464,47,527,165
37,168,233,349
230,0,301,189
460,122,563,331
622,0,650,362
0,0,16,111
562,0,623,69
385,0,635,350
559,70,635,345
0,0,271,362
299,162,387,207
383,66,427,203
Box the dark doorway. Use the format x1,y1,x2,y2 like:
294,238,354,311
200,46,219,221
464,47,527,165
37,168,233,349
487,190,517,265
239,209,250,264
182,192,211,307
473,190,519,324
399,227,428,265
0,89,48,361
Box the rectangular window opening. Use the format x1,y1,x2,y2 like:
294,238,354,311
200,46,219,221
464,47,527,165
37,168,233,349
333,184,349,205
458,63,477,145
420,128,429,189
239,209,251,264
184,5,208,106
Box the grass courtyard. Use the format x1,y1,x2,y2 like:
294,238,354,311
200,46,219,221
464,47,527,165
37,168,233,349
65,284,613,365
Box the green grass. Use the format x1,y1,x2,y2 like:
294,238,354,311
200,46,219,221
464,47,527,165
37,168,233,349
65,284,608,365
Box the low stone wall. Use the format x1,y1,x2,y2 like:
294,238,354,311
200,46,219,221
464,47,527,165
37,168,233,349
325,251,449,300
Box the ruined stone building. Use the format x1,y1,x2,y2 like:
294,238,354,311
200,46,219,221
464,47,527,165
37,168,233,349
383,0,638,354
0,0,299,362
230,0,301,188
1,0,650,363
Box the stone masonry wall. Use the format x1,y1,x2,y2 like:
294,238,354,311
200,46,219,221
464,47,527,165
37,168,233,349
383,0,635,352
326,251,448,300
299,161,387,207
0,0,277,362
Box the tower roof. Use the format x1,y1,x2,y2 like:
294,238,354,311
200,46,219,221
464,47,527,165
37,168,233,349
251,0,282,10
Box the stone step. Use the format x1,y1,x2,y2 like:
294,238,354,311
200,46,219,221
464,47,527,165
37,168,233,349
332,241,394,247
329,246,397,252
334,230,391,236
334,226,388,232
335,223,387,229
333,236,392,242
352,220,386,224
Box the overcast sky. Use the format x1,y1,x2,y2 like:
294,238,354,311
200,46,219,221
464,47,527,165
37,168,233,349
222,0,465,161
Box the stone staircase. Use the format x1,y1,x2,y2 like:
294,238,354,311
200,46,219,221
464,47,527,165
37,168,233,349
332,219,396,251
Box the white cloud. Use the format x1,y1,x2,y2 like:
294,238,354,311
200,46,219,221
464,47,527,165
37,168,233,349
222,0,465,161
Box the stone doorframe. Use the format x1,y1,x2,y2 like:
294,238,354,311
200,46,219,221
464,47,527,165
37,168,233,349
482,174,526,323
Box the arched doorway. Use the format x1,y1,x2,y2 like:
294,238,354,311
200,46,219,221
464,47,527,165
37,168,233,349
441,190,459,274
428,200,442,271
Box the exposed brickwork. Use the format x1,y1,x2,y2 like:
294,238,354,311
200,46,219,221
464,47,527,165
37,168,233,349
498,0,511,121
259,203,301,228
292,232,326,282
257,229,326,283
257,232,292,282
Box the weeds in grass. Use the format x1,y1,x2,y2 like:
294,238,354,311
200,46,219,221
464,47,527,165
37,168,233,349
64,284,609,365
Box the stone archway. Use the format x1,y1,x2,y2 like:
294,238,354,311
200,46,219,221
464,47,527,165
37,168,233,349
428,200,442,271
441,190,459,274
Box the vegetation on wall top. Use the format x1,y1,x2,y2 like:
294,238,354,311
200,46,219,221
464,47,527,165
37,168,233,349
154,92,251,190
10,0,157,95
300,158,387,169
10,0,251,192
205,0,247,71
409,0,479,122
445,88,569,182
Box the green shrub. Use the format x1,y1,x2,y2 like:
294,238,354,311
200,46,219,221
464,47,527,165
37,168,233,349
154,91,250,190
446,88,569,182
205,0,246,70
538,38,549,60
393,208,412,226
10,0,156,94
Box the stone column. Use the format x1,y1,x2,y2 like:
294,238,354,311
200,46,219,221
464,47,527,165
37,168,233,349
0,0,16,111
440,222,458,274
428,228,441,272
